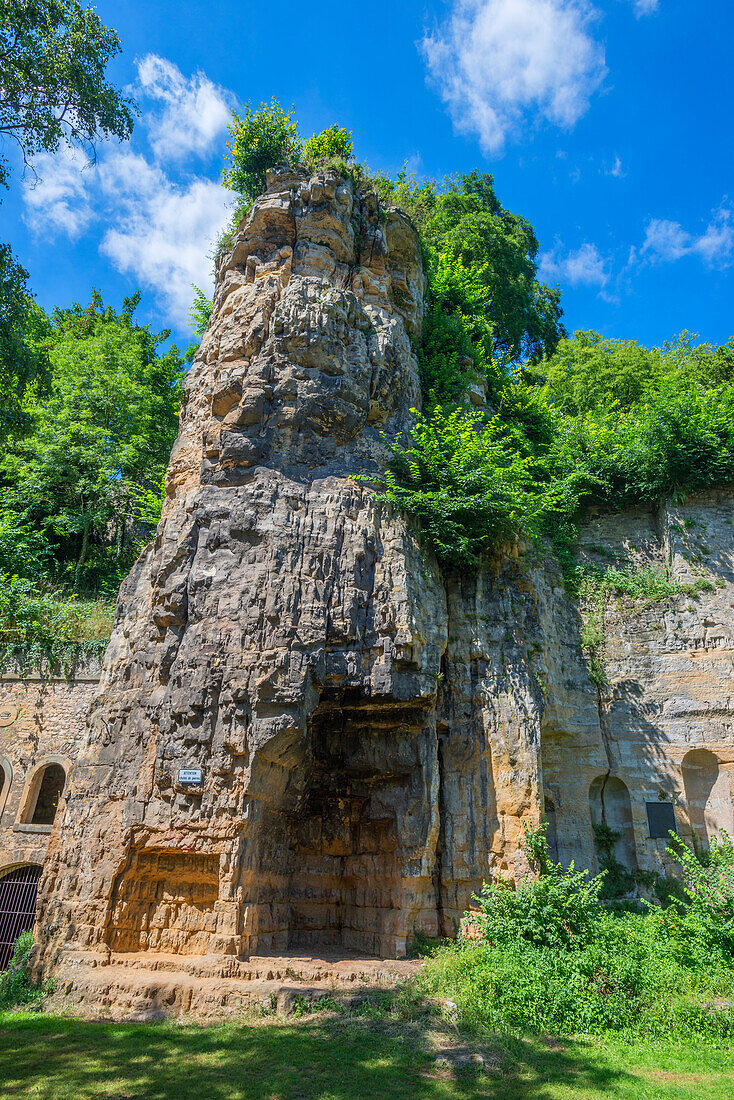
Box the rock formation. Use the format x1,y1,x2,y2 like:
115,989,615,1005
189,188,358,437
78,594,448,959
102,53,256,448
36,166,458,969
33,168,734,1013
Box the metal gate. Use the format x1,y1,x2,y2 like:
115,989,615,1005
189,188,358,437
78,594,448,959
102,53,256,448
0,865,42,971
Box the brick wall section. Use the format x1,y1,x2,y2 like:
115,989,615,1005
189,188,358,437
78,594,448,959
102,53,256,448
0,669,99,875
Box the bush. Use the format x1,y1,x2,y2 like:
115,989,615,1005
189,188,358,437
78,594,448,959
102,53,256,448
668,830,734,956
0,574,114,670
421,913,734,1038
0,932,51,1009
471,823,604,951
418,823,734,1038
303,124,354,167
222,100,302,201
371,406,546,568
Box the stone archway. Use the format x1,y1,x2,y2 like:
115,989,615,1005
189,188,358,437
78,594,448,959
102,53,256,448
589,775,638,871
682,749,733,847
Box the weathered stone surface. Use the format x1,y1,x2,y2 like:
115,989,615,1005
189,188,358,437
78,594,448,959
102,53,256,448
540,493,734,878
32,167,734,1016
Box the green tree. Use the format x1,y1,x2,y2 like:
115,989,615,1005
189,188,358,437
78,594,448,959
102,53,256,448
424,171,564,365
222,100,301,202
1,292,183,593
0,0,135,185
532,330,661,415
378,169,564,370
0,0,135,428
0,244,49,439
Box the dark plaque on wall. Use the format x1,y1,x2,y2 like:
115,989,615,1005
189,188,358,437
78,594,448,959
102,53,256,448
646,801,676,838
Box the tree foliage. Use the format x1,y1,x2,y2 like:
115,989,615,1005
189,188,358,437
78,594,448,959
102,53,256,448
188,284,213,336
0,243,48,439
0,0,134,435
472,823,605,951
303,124,354,167
379,318,734,568
1,292,183,595
370,407,545,568
0,0,135,185
377,169,565,372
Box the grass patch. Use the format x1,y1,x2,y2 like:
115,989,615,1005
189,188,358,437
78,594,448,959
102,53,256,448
1,1009,733,1099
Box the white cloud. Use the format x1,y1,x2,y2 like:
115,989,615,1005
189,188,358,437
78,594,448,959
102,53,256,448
421,0,607,154
636,207,734,269
21,56,234,330
135,54,232,162
606,154,625,178
100,159,232,328
23,147,95,236
539,242,609,287
638,219,690,263
629,0,658,16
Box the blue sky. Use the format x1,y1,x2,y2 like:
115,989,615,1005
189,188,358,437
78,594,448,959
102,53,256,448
3,0,733,350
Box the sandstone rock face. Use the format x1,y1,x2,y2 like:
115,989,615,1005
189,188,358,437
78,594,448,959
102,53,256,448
539,495,734,878
36,167,454,967
34,169,734,1001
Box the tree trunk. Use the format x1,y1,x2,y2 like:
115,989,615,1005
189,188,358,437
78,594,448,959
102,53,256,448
74,520,90,593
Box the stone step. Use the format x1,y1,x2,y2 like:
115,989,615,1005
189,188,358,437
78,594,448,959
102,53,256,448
46,953,424,1022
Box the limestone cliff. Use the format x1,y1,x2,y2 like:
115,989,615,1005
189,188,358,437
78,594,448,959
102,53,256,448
34,168,734,1007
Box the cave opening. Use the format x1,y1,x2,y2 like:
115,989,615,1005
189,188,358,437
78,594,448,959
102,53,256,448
285,702,421,957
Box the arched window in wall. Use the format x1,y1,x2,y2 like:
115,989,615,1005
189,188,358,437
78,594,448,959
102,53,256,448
589,775,638,871
682,750,733,847
29,764,66,826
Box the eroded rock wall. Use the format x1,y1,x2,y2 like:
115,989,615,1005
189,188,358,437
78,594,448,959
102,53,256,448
540,493,734,879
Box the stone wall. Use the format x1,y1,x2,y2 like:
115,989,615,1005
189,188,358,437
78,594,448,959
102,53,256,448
0,668,99,876
539,491,734,882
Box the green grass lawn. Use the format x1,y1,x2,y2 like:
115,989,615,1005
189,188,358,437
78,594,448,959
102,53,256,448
1,1010,732,1100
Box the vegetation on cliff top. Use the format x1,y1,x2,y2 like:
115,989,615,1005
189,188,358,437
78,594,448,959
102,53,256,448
220,101,734,572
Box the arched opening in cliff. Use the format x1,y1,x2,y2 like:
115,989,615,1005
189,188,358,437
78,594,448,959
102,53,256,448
283,699,437,957
26,764,66,826
589,775,638,872
682,749,734,848
544,796,559,862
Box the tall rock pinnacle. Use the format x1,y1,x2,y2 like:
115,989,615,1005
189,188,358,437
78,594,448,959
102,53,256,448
35,167,476,967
